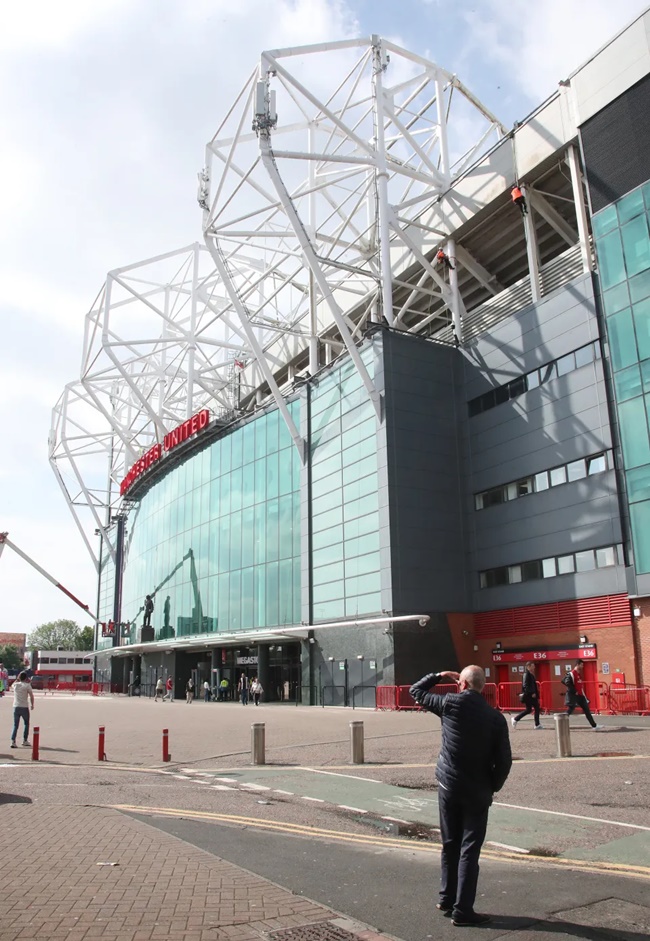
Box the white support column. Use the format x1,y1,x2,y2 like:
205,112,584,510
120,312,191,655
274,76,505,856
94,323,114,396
521,185,541,303
372,36,394,326
435,72,451,183
446,238,462,344
186,243,200,417
308,123,319,374
567,144,593,274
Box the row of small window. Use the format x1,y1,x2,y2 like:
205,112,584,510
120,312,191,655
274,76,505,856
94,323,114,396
39,658,87,665
468,342,601,417
479,544,623,589
474,452,610,510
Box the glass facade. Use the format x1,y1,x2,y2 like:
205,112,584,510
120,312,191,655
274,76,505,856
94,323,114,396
595,181,650,572
120,401,301,640
310,348,382,621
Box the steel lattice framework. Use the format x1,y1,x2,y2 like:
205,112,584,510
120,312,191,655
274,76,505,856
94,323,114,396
51,36,505,569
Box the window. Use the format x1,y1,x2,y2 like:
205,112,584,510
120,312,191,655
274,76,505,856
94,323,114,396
474,451,609,510
556,352,575,376
575,550,596,572
596,546,615,567
549,465,567,487
557,555,575,575
587,454,607,475
567,460,587,482
534,471,549,491
575,344,595,368
542,558,556,578
478,545,619,588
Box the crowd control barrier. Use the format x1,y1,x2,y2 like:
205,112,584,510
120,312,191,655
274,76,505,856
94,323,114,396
376,681,650,715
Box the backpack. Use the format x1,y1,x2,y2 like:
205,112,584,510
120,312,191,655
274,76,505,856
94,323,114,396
561,673,574,688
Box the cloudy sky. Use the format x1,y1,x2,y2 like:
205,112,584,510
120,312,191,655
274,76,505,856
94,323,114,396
0,0,648,640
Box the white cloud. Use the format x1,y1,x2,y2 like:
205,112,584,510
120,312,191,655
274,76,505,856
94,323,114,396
461,0,649,103
0,0,131,51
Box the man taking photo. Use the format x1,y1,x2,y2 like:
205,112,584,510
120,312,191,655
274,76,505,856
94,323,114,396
410,665,512,927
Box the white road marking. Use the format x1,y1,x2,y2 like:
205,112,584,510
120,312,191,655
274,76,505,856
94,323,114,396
302,796,325,803
274,789,294,796
240,783,270,791
301,767,382,783
215,777,239,784
338,805,368,814
211,785,236,791
487,841,530,854
381,816,410,824
494,801,650,831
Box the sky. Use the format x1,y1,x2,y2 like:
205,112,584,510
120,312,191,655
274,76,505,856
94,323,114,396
1,0,648,639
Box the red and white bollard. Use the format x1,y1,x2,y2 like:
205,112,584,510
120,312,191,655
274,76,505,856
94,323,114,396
98,726,107,761
162,728,170,762
32,726,40,762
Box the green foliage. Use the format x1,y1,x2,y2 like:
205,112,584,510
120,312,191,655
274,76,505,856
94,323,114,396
27,619,84,651
77,626,95,651
0,644,24,670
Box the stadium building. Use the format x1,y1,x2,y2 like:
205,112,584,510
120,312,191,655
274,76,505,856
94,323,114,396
52,12,650,704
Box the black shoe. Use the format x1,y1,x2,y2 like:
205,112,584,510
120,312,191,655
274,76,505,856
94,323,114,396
452,911,491,927
436,903,453,916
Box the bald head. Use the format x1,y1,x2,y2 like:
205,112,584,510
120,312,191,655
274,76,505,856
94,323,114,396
459,665,486,692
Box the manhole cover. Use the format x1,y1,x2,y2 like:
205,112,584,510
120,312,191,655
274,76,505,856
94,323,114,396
269,922,359,941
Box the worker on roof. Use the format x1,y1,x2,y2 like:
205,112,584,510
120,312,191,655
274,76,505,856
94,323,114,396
436,249,455,270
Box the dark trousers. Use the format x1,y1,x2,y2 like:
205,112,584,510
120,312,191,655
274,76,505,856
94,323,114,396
567,694,597,727
12,707,30,743
438,786,490,916
514,697,540,725
240,689,248,705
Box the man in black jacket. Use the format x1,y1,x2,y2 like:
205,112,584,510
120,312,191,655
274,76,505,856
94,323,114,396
410,666,512,927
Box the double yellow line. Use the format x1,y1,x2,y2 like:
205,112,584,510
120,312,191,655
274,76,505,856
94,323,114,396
113,804,650,881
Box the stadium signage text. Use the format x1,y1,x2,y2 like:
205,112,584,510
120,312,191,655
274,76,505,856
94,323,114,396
120,409,210,496
492,644,596,663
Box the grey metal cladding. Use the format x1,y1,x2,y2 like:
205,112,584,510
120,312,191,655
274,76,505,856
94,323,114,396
472,566,628,611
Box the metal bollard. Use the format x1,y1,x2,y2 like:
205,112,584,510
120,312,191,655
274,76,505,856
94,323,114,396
251,723,265,765
162,728,170,762
32,727,40,762
98,726,107,761
350,720,364,764
554,713,571,758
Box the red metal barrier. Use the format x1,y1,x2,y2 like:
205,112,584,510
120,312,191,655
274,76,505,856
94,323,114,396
376,686,398,710
98,726,107,761
32,727,40,762
497,682,524,712
162,728,170,762
608,685,650,715
482,683,498,708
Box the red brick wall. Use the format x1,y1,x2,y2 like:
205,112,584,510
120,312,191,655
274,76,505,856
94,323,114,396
632,598,650,687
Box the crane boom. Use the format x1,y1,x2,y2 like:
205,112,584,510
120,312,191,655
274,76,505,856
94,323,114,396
0,532,97,621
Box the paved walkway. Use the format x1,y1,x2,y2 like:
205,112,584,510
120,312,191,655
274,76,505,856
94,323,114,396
0,803,392,941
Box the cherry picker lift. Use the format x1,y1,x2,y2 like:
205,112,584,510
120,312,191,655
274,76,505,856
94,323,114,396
0,532,97,621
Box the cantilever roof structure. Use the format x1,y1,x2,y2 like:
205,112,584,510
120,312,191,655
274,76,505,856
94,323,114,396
50,34,595,571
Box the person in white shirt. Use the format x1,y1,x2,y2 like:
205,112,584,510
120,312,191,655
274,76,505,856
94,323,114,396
154,677,164,702
203,680,211,703
11,672,34,748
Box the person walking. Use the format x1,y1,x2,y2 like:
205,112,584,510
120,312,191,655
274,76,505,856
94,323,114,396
186,678,194,704
219,677,229,701
154,677,164,702
10,671,35,748
238,673,249,705
203,680,211,703
564,661,604,730
163,676,173,702
410,666,512,927
511,661,543,730
251,677,263,706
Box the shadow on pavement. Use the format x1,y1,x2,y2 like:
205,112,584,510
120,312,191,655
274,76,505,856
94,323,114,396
0,793,33,805
489,913,648,940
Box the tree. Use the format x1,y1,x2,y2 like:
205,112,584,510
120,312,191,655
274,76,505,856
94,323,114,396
27,619,82,651
78,626,94,651
0,644,24,670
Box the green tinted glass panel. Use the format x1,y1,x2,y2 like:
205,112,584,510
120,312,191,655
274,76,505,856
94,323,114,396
633,298,650,361
627,465,650,504
597,229,626,289
607,308,637,371
603,282,630,316
621,216,650,277
614,364,642,401
629,500,650,574
592,204,618,238
619,397,650,468
641,359,650,393
617,188,646,224
630,268,650,304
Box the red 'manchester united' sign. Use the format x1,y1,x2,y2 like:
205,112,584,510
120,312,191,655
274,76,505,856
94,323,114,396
120,409,210,496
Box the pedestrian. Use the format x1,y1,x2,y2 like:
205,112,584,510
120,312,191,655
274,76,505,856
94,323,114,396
154,677,164,702
238,673,249,705
186,678,194,704
511,184,527,215
251,677,263,706
0,661,8,697
410,665,512,927
203,680,211,702
163,676,173,702
511,661,544,730
143,593,154,628
563,662,603,730
436,249,455,270
10,671,35,748
219,677,229,701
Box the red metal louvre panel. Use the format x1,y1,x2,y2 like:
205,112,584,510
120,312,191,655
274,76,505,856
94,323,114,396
475,594,632,638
